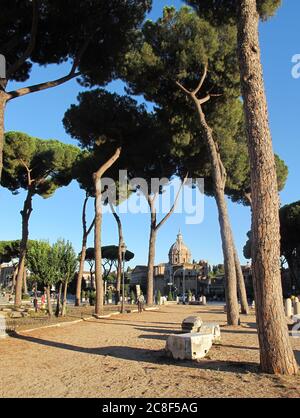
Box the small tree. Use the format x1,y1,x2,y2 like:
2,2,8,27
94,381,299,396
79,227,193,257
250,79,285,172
26,240,60,316
55,240,78,317
0,240,20,292
2,132,79,306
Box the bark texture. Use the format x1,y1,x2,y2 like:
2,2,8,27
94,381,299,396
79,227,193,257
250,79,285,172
55,282,62,317
45,285,53,317
94,178,103,316
11,266,18,294
93,147,121,316
237,0,298,374
15,189,33,306
146,210,157,306
234,246,249,314
23,267,28,295
61,280,68,316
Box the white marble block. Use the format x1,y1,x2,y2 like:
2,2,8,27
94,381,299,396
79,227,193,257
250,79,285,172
285,298,293,318
0,313,7,339
166,332,213,360
181,316,203,333
200,322,221,344
294,301,300,316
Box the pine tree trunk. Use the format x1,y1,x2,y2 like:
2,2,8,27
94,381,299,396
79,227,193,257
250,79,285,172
147,222,157,306
234,246,249,314
75,242,86,307
195,103,239,325
94,176,103,316
0,88,7,181
75,195,94,306
15,190,33,306
55,282,62,317
92,147,121,316
237,0,298,374
61,280,68,316
90,268,94,290
75,196,89,306
23,267,28,295
11,266,18,294
110,203,123,304
46,285,53,317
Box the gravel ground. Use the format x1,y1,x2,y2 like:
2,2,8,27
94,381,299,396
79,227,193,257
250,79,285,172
1,304,300,398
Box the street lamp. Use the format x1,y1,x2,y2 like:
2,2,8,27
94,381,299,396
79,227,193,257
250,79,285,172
120,241,127,314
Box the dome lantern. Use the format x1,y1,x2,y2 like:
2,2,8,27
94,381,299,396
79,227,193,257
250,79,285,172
168,230,191,265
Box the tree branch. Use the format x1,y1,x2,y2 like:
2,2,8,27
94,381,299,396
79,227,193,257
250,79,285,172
6,68,81,101
7,0,39,79
176,80,192,96
87,217,95,237
218,154,227,189
6,26,96,100
244,192,252,206
82,194,89,235
176,64,208,99
156,173,188,231
109,201,122,229
72,33,95,72
199,95,211,105
94,147,122,179
19,159,33,186
142,191,157,229
194,63,208,96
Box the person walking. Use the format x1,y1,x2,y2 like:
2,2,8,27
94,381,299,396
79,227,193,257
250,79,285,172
137,294,145,313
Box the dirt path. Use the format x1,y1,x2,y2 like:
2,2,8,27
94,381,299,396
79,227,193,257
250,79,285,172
1,304,300,398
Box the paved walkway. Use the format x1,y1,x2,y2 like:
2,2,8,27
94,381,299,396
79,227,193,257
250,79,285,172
1,305,300,398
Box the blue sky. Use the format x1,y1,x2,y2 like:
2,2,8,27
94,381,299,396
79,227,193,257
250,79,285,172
0,0,299,270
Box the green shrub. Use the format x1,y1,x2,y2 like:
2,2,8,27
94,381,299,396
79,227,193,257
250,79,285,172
22,293,31,301
168,291,173,301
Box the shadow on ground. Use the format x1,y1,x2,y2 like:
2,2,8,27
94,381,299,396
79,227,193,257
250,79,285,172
10,332,259,374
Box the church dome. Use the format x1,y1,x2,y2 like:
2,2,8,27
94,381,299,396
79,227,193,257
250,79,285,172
168,230,191,265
